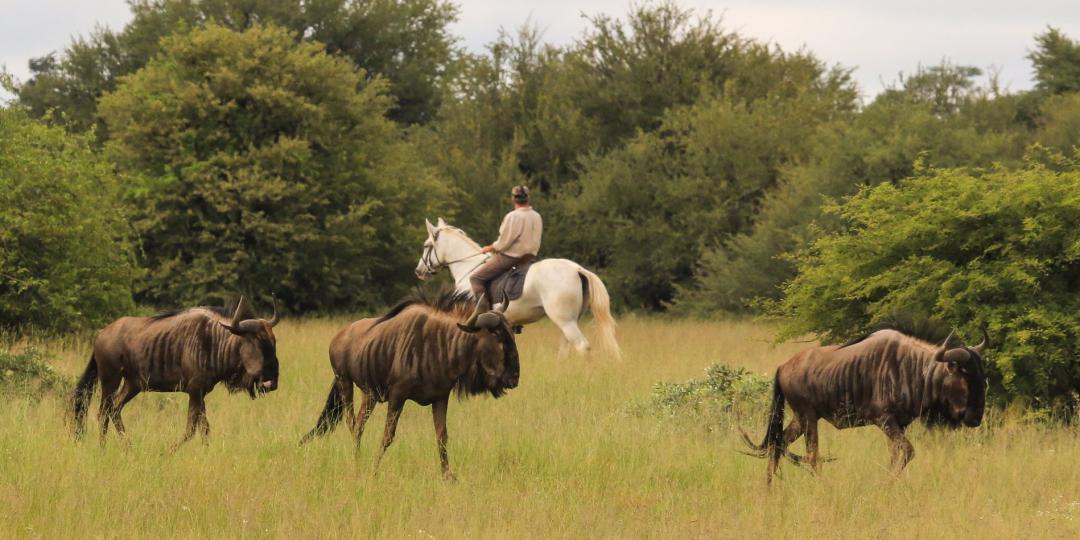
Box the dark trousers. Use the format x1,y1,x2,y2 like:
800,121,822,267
470,254,525,299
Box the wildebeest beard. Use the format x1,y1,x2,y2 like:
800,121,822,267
224,342,279,399
455,324,520,399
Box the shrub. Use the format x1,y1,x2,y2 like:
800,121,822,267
0,108,136,335
0,349,72,400
625,363,770,427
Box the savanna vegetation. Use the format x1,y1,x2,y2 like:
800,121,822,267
2,0,1080,535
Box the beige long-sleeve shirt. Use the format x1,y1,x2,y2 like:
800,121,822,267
492,207,542,257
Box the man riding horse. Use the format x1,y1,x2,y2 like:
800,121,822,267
459,185,542,331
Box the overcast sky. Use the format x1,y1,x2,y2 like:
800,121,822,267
2,1,1078,103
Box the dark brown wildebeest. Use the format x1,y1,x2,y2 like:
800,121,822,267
71,296,280,447
299,289,520,479
742,327,988,483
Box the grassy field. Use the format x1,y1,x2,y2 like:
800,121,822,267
1,317,1078,538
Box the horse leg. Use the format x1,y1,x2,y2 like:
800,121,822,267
97,374,121,447
373,397,405,473
352,392,375,453
553,317,590,356
431,398,454,480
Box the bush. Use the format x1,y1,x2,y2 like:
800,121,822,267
0,349,72,400
773,156,1080,411
625,363,770,427
0,108,137,335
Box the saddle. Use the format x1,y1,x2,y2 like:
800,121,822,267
487,255,537,307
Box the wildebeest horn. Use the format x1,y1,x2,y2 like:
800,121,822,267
268,293,279,327
973,325,989,354
219,295,263,335
476,312,502,330
933,330,956,363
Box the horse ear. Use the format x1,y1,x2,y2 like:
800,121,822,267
425,219,435,236
437,217,447,227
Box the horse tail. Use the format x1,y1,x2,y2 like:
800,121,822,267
72,354,98,440
738,374,787,467
578,267,622,361
299,379,346,445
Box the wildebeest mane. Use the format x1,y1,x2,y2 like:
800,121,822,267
839,315,953,349
374,286,474,326
150,305,232,321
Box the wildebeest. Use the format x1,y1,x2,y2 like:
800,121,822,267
742,327,988,482
71,296,280,447
299,289,520,479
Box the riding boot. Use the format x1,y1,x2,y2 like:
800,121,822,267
457,295,491,332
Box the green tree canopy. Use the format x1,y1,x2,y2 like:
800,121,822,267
1029,27,1080,95
16,0,457,130
0,108,136,335
99,23,448,312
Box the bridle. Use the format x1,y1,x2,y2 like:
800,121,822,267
421,228,489,285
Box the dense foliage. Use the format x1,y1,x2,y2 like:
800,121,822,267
98,23,448,311
0,108,136,334
773,159,1080,410
16,0,457,131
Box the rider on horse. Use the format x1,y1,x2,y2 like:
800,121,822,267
459,185,542,331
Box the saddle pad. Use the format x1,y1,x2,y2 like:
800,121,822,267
489,257,537,306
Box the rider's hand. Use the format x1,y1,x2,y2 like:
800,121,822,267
481,245,495,254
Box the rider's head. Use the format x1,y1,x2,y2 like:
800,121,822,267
512,185,530,206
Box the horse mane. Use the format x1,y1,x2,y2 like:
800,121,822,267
839,316,953,349
437,225,483,250
374,286,474,326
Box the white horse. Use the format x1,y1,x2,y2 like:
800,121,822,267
414,218,621,360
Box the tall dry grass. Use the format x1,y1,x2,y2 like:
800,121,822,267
1,317,1077,538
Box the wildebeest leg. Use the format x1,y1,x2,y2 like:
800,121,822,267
175,392,205,450
97,375,121,447
432,398,454,480
881,420,914,474
110,382,141,441
352,392,375,453
804,416,821,474
373,397,405,472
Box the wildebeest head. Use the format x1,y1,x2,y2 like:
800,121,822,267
459,303,520,395
933,329,989,427
219,295,281,398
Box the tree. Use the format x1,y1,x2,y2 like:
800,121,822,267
0,108,136,335
16,0,457,131
772,158,1080,411
1029,27,1080,95
99,23,448,312
677,64,1031,315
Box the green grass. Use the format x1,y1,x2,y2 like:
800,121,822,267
1,317,1078,538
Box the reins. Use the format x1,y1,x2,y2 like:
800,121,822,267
423,228,490,285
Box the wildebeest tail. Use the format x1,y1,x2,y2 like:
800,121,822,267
71,354,98,440
739,375,786,463
299,380,346,445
